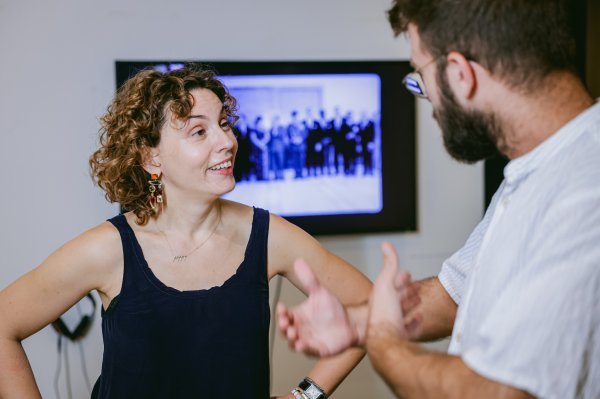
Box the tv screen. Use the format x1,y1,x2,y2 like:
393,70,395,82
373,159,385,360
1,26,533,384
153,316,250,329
116,61,416,235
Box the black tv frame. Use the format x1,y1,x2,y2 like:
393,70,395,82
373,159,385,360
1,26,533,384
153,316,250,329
115,60,417,236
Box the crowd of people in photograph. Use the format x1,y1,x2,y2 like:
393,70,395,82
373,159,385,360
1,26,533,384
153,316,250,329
233,108,379,182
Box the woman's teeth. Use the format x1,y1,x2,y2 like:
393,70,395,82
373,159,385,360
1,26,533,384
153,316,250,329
209,160,232,170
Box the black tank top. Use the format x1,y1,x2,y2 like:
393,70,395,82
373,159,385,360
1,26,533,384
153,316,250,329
91,208,270,399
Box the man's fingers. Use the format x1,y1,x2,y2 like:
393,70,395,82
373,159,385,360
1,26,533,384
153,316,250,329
293,258,322,295
401,290,421,314
404,313,423,336
400,282,421,312
394,271,411,289
381,241,400,270
378,241,400,284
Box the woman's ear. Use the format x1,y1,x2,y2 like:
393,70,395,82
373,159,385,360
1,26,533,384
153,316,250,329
445,51,477,102
142,148,161,175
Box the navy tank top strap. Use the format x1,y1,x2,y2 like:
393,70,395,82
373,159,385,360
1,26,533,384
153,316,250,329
105,213,147,307
107,213,139,269
239,207,269,284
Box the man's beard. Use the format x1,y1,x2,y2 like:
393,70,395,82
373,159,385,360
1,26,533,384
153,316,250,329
433,71,502,164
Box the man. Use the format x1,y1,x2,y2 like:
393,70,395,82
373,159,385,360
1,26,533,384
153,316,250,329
277,1,600,398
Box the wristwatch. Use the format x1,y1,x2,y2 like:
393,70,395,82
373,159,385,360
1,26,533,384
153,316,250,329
298,377,327,399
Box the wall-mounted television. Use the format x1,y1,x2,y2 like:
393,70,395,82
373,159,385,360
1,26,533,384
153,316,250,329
116,60,416,236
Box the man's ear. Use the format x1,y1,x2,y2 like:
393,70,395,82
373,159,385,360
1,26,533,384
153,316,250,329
445,51,477,102
142,147,161,175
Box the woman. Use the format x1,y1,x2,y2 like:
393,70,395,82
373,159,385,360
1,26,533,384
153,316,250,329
0,65,371,398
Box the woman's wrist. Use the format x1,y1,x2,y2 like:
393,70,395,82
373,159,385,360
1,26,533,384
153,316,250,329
292,377,328,399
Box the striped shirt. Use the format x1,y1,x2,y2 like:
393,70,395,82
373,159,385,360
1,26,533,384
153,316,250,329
439,101,600,399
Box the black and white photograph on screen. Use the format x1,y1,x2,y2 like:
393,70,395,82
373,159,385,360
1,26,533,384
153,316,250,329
219,73,383,217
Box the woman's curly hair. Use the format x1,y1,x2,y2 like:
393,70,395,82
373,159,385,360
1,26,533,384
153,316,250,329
89,64,238,225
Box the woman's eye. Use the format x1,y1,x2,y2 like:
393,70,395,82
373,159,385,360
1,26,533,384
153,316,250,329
192,129,206,137
220,121,231,130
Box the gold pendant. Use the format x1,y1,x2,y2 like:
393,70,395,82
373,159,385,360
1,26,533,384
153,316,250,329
173,255,187,262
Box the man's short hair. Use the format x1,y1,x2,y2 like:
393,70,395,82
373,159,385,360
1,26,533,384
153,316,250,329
388,0,578,91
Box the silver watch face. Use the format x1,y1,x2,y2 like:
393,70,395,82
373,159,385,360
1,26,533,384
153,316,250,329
305,385,322,398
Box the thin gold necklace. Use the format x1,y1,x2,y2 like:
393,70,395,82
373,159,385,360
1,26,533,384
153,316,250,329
158,204,222,263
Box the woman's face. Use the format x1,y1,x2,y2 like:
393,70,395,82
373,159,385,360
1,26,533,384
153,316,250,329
151,88,238,201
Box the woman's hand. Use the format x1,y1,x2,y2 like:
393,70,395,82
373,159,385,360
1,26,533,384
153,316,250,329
277,259,359,357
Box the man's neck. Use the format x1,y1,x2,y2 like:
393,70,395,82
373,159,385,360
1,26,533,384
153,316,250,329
496,72,594,160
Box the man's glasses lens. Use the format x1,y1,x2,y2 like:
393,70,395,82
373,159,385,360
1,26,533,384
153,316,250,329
403,73,427,98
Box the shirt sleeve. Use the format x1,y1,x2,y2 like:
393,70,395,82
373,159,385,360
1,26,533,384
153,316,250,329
438,248,469,305
438,186,503,305
461,190,600,399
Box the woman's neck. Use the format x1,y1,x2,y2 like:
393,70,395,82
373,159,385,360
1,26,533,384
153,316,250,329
153,198,222,239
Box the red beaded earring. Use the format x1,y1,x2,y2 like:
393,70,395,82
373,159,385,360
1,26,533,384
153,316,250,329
148,173,163,210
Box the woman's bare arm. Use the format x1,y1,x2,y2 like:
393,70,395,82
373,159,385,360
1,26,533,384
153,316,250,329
0,222,121,398
267,213,372,398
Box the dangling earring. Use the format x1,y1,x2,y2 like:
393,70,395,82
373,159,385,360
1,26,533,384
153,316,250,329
148,173,163,211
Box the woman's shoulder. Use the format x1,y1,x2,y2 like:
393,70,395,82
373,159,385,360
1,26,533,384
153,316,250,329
34,218,124,296
68,218,123,267
49,217,123,280
219,199,256,241
220,200,299,236
220,199,279,230
219,199,259,221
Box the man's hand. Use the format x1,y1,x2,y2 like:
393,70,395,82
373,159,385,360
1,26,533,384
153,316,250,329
276,259,359,357
368,242,421,338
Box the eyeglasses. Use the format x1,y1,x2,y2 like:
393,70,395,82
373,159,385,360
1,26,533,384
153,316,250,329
402,57,440,99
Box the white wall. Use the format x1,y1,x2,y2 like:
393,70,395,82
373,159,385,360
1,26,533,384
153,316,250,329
0,1,483,398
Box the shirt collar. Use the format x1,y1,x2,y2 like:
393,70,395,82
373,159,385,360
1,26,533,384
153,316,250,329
503,100,600,186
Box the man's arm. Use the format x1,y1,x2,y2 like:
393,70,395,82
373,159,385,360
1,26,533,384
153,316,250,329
405,276,457,342
367,324,534,399
365,242,534,399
